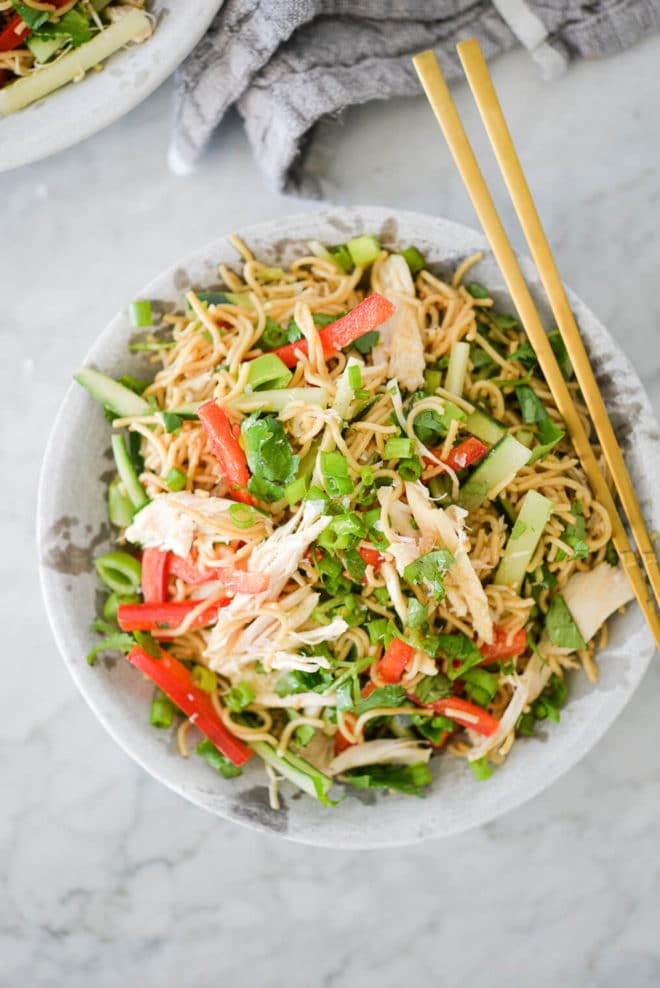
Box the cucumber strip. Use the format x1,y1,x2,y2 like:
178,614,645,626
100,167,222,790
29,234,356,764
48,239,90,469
250,741,334,804
230,387,328,413
445,341,470,398
75,367,151,418
26,34,67,64
464,405,506,445
459,434,531,511
111,434,149,510
0,9,150,115
494,490,554,591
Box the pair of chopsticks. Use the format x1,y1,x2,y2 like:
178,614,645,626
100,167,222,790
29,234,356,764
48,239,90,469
413,42,660,650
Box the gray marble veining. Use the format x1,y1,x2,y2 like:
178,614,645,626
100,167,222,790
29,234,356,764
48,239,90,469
2,34,660,987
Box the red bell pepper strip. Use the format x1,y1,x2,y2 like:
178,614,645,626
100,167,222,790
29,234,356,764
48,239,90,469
271,293,396,369
479,626,526,662
427,696,500,737
440,437,488,472
375,637,415,684
141,548,170,603
126,646,252,766
198,400,254,505
168,553,269,595
357,544,384,569
0,15,31,52
334,713,356,755
117,600,227,633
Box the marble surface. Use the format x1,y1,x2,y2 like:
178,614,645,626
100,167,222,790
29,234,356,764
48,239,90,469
3,33,660,988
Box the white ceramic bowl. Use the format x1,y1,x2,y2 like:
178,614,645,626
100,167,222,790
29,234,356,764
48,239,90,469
37,207,659,848
0,0,221,172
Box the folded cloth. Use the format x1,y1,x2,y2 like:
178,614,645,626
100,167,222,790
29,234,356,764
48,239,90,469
169,0,660,197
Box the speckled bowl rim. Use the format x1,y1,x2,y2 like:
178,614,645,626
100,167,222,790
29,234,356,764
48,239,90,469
38,206,659,848
0,0,221,173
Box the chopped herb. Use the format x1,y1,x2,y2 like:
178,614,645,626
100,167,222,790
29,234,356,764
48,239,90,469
437,633,484,681
242,414,299,503
545,593,586,650
557,500,589,560
351,330,380,355
164,467,187,492
342,762,432,797
320,451,353,497
196,739,243,779
191,665,216,693
466,282,490,300
150,689,174,728
352,685,407,716
414,674,452,704
604,540,619,567
128,300,152,328
403,549,455,600
160,411,183,434
226,681,256,712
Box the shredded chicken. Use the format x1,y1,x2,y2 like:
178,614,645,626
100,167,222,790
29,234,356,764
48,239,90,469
125,491,270,558
562,562,634,643
329,738,432,775
204,502,347,677
372,255,425,391
405,482,494,643
467,654,550,761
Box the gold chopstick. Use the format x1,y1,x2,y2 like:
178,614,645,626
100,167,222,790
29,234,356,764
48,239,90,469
456,37,660,609
412,49,660,650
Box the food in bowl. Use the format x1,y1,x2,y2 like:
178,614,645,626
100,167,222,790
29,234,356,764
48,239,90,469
75,232,634,808
0,0,151,114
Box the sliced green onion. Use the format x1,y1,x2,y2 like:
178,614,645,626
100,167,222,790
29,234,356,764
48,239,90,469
401,245,426,276
191,664,217,694
164,467,187,492
517,429,535,448
229,503,255,530
245,353,293,391
424,368,443,394
160,411,183,434
108,477,133,528
285,476,307,506
129,300,152,328
94,550,141,594
348,364,362,392
399,457,422,482
111,434,149,510
470,757,493,781
103,591,139,623
383,437,413,460
320,451,353,497
150,689,174,729
346,234,381,267
226,681,255,712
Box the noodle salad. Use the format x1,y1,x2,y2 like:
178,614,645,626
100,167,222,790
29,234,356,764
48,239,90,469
0,1,151,114
76,233,634,807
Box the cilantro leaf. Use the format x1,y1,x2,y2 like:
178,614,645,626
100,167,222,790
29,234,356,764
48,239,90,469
342,762,432,796
414,674,452,704
545,593,586,649
557,500,589,560
437,633,484,681
352,685,407,716
403,549,455,600
242,414,299,503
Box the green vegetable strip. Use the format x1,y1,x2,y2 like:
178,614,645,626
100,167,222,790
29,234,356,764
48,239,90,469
494,490,554,592
107,478,133,528
111,434,149,510
444,341,470,398
250,741,335,804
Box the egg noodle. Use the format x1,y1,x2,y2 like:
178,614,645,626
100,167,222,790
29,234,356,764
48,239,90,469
81,234,632,807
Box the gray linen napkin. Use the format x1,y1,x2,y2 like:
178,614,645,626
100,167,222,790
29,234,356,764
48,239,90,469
169,0,660,197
